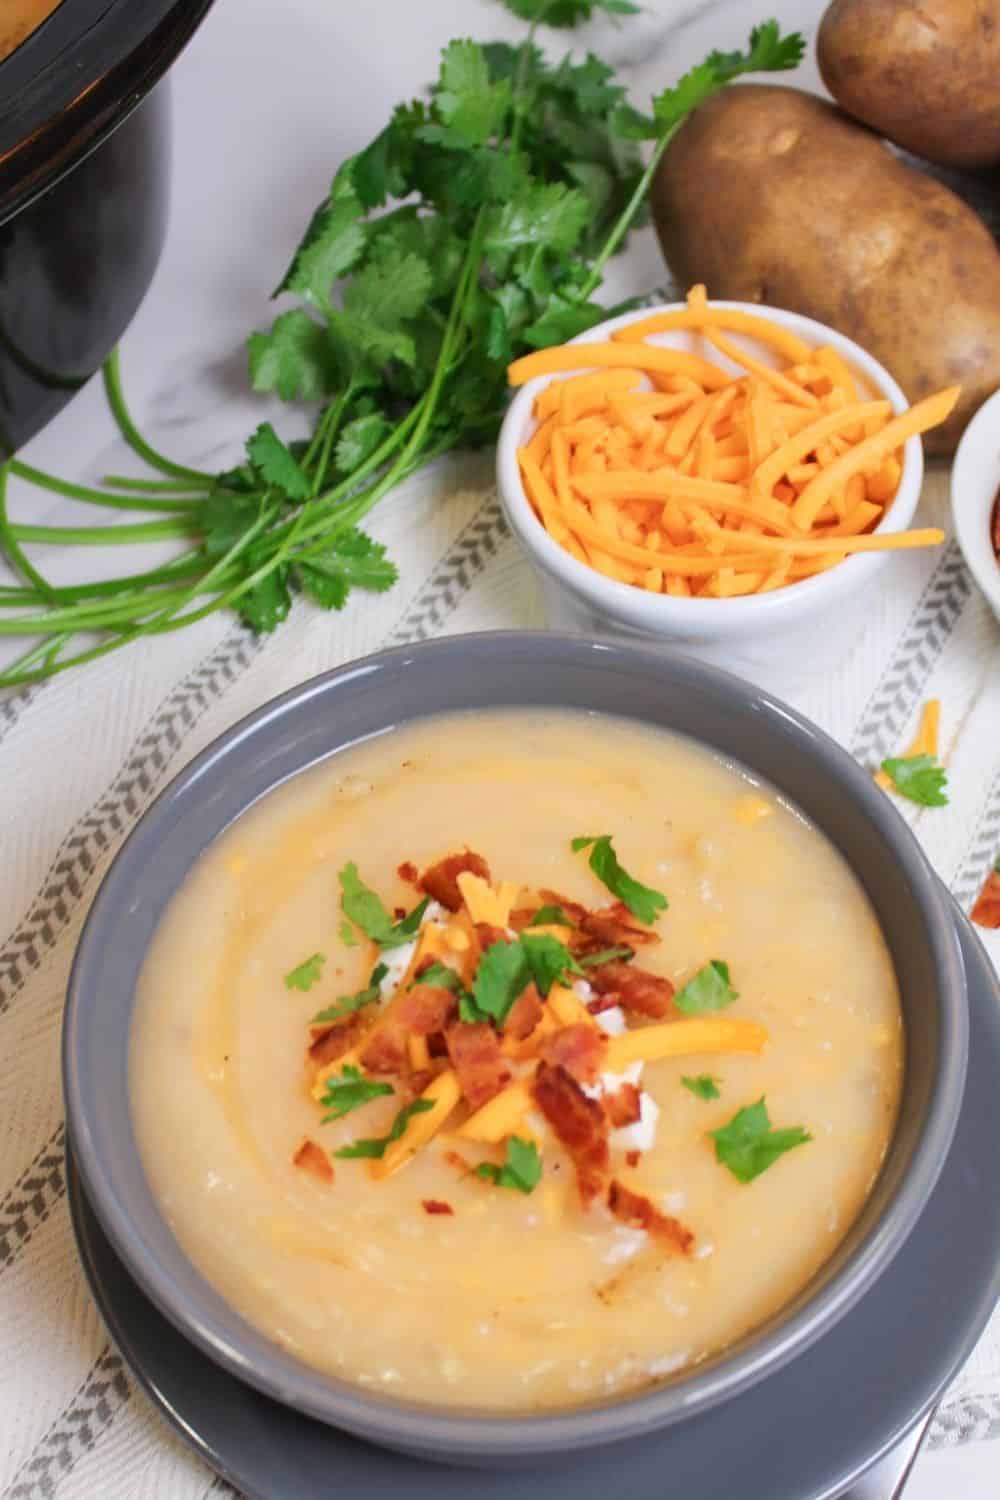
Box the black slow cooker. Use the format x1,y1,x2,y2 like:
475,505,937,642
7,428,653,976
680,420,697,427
0,0,215,453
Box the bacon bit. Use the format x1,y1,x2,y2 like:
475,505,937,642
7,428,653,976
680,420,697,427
505,984,544,1042
445,1021,512,1110
398,860,419,884
604,1082,642,1128
475,922,509,953
541,1022,608,1085
427,1031,449,1058
510,906,544,933
532,1061,609,1204
360,1026,408,1075
307,1014,366,1068
292,1139,334,1185
420,851,492,912
586,991,623,1015
422,1198,454,1216
590,960,675,1019
580,902,659,949
608,1180,693,1256
625,1150,641,1168
393,905,407,921
538,889,588,926
397,984,458,1035
971,867,1000,930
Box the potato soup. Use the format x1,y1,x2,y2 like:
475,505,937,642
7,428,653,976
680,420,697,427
130,710,902,1412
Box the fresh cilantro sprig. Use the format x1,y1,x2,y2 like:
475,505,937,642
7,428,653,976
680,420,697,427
475,1136,543,1193
335,1098,435,1159
462,932,583,1025
339,863,430,948
414,961,470,1000
571,835,667,925
318,1066,394,1123
674,960,738,1015
880,755,949,808
311,961,388,1024
284,953,325,992
710,1098,811,1183
0,15,803,689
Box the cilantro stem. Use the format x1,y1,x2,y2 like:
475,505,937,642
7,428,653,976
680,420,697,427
101,474,212,495
11,518,198,546
0,464,58,604
102,349,215,486
8,460,203,514
577,126,678,303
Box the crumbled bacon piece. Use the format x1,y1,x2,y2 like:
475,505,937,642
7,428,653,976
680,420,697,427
427,1031,449,1058
580,902,659,949
360,1026,408,1075
607,1180,693,1256
445,1021,511,1110
307,1014,366,1068
504,984,544,1041
422,1199,454,1216
538,889,588,925
442,1149,474,1175
398,860,419,884
586,991,623,1015
419,851,491,911
541,1022,607,1085
971,868,1000,930
589,960,675,1019
625,1150,641,1168
532,1061,609,1204
397,984,458,1035
604,1082,642,1128
292,1139,334,1184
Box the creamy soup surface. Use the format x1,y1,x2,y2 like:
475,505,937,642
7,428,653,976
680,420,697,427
130,710,903,1411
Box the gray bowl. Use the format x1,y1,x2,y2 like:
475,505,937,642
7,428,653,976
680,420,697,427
64,632,968,1467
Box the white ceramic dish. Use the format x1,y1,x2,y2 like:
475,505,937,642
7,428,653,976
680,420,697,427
950,386,1000,622
496,303,924,688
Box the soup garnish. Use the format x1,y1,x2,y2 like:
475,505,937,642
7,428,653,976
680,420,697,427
300,847,803,1244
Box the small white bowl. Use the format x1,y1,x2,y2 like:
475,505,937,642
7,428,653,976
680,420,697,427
497,303,924,686
951,387,1000,623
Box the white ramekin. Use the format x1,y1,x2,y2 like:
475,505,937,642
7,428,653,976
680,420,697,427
951,387,1000,624
497,303,925,688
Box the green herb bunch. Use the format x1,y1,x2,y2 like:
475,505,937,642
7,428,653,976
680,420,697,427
0,5,803,688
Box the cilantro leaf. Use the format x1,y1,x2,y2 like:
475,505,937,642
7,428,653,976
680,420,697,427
682,1074,721,1101
338,863,429,949
675,960,739,1015
275,188,367,305
246,422,311,501
238,568,292,633
522,295,608,349
499,0,640,24
339,919,359,947
710,1098,812,1183
284,953,325,992
343,245,432,334
521,932,584,995
529,904,572,927
247,309,335,402
427,40,512,147
297,529,398,613
345,124,410,210
318,1065,394,1123
469,939,530,1025
413,961,469,1000
311,962,388,1024
652,22,805,134
484,183,590,266
334,413,392,473
335,1097,435,1159
475,1136,543,1193
579,945,634,967
880,754,949,808
571,835,668,925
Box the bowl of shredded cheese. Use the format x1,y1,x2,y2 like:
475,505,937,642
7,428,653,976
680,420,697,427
497,290,952,682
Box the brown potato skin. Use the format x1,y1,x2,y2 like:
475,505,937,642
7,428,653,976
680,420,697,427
652,85,1000,453
818,0,1000,168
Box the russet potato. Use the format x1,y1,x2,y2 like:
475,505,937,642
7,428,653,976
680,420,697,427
818,0,1000,169
651,85,1000,454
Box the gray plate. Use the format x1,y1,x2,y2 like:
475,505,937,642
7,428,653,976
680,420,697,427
68,904,1000,1500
